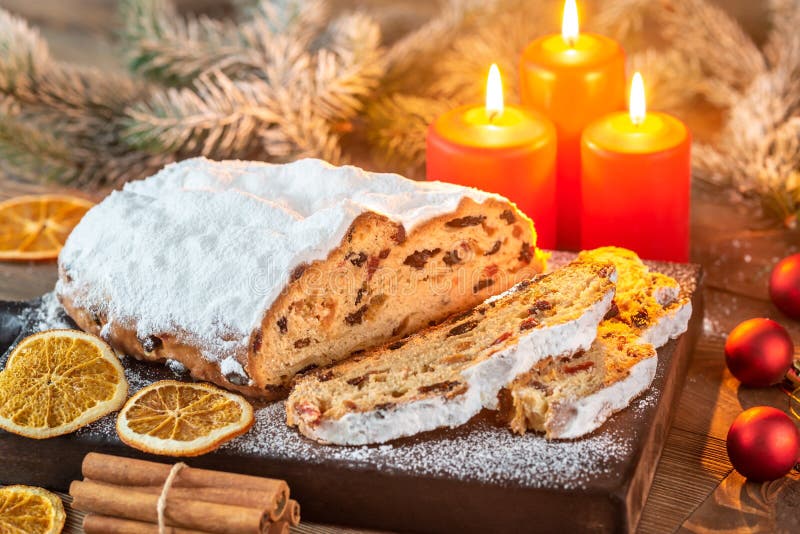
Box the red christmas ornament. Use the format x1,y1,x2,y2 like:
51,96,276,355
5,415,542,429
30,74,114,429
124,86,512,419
725,318,794,387
770,253,800,320
726,406,800,481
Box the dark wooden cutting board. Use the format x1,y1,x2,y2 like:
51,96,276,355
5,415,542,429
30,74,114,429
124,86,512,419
0,258,702,534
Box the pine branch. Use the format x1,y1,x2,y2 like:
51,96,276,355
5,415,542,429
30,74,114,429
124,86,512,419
0,8,144,121
247,0,330,48
124,69,346,162
430,0,550,103
4,1,379,175
120,0,335,86
0,9,50,83
0,113,79,183
764,0,800,68
657,0,766,98
627,49,703,112
119,0,379,163
381,0,490,90
123,71,279,158
0,8,162,186
694,66,800,222
365,94,451,168
119,0,263,85
259,99,343,163
311,13,384,121
0,96,171,187
592,0,652,41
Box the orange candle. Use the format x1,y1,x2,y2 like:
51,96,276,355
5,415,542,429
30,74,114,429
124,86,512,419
520,0,625,250
580,73,691,262
427,65,557,248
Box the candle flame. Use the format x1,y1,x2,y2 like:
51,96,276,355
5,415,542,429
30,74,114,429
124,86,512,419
629,72,646,125
562,0,579,45
485,63,504,119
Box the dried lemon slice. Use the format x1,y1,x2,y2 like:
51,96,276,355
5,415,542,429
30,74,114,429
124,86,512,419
0,194,94,261
0,329,128,438
0,485,65,534
116,380,254,456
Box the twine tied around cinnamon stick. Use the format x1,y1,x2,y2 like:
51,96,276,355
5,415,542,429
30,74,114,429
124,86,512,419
157,462,187,534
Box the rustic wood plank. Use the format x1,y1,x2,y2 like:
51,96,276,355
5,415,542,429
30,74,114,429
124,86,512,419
670,336,742,442
638,429,731,534
679,470,800,534
669,332,791,443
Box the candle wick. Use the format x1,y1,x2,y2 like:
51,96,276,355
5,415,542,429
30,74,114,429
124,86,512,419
488,110,499,124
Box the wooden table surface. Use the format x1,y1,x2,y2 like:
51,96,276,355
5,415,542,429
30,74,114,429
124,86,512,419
1,1,799,533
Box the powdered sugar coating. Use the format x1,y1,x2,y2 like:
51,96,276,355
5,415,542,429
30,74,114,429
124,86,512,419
56,158,502,370
222,401,634,489
27,292,72,332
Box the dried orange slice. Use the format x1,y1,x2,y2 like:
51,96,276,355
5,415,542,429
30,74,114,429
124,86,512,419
0,194,94,261
0,330,128,438
116,380,254,456
0,485,65,534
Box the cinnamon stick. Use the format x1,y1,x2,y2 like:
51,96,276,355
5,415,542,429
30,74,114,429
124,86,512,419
90,481,283,516
71,480,268,534
267,521,290,534
83,514,208,534
279,499,301,527
82,453,289,520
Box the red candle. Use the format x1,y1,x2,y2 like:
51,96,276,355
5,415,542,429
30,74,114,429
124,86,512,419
519,0,625,250
580,73,691,262
427,65,557,248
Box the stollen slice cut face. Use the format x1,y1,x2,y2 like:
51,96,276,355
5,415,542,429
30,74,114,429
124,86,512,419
0,194,94,261
502,321,658,439
0,485,66,534
116,380,254,456
287,260,617,445
502,246,693,439
0,329,128,439
577,246,689,345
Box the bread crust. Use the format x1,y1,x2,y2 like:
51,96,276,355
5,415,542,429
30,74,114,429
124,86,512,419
59,196,544,398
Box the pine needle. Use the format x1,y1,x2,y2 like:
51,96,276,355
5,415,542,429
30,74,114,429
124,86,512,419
124,71,279,158
311,13,384,121
0,8,159,186
0,114,78,183
366,94,450,168
119,0,263,85
658,0,766,97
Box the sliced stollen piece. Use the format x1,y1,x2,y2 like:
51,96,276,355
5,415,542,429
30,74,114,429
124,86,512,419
501,247,693,439
286,261,617,445
57,158,546,398
581,247,691,348
500,322,657,439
